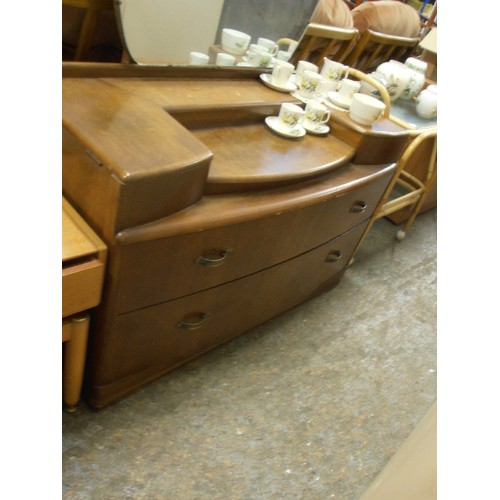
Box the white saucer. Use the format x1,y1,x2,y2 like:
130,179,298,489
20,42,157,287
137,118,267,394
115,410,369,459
291,91,317,104
237,62,254,67
265,116,306,139
259,74,297,92
327,91,352,109
303,121,330,135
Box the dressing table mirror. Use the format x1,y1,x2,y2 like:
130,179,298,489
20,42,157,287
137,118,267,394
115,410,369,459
114,0,319,65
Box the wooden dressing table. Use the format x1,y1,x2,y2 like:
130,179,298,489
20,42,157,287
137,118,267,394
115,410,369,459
63,63,411,408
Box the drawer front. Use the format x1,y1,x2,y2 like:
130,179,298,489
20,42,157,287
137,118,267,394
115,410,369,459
62,258,105,317
95,221,367,386
116,175,388,313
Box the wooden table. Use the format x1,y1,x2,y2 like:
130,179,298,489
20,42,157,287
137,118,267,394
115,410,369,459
62,197,107,411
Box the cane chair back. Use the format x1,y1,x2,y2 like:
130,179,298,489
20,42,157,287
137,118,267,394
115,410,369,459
287,23,358,66
346,29,420,73
352,127,437,257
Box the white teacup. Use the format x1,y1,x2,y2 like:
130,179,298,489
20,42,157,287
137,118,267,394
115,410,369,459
415,85,437,119
247,49,273,67
257,37,279,55
221,28,251,55
278,103,305,131
349,93,386,126
216,52,236,66
189,52,209,65
298,69,323,99
320,58,347,83
337,78,361,103
248,44,270,54
316,77,337,100
295,60,319,86
271,60,295,87
276,50,292,62
305,100,331,126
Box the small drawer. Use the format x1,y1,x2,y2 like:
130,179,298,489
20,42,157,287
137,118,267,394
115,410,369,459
95,221,367,387
62,258,105,317
114,173,389,313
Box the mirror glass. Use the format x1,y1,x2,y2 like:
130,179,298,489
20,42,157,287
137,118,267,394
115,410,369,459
117,0,319,65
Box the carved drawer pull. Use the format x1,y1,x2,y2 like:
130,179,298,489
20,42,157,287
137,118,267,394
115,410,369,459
350,201,367,213
325,250,342,262
195,249,232,267
177,313,210,330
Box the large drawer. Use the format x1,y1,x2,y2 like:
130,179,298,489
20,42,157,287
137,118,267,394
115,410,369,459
90,221,367,397
114,172,390,313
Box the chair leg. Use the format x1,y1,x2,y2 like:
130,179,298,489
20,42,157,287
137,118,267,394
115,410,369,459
398,190,429,240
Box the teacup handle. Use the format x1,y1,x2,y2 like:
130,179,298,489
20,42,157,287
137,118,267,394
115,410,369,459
320,110,331,123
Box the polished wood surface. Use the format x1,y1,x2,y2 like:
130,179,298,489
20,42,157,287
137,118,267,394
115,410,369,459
62,63,410,408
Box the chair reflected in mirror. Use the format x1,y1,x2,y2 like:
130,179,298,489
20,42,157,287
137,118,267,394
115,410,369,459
284,23,358,66
345,29,420,73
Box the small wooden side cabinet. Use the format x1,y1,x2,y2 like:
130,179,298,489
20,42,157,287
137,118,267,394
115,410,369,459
62,197,107,411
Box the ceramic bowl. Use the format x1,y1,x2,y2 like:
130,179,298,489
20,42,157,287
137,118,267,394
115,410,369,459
221,29,251,55
349,93,386,126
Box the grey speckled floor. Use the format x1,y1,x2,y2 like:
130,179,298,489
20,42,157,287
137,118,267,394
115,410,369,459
62,209,437,500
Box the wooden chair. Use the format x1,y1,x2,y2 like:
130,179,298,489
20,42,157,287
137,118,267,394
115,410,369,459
285,23,358,66
354,127,437,252
62,0,116,61
345,29,421,73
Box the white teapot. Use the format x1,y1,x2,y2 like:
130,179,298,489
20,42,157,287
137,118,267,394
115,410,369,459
415,85,437,119
376,60,412,101
399,57,427,100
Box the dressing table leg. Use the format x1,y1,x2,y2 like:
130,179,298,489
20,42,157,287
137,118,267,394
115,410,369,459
63,314,90,412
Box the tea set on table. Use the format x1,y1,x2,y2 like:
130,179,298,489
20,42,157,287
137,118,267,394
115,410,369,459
207,28,437,139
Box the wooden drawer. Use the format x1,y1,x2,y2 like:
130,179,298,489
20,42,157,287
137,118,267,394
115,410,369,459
62,197,107,318
62,259,105,317
114,173,390,313
91,221,367,393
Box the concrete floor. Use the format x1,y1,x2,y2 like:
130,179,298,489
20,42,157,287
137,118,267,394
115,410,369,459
62,209,437,500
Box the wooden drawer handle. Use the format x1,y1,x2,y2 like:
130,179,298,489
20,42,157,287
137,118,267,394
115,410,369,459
350,201,367,213
325,250,342,262
195,249,232,267
177,313,210,330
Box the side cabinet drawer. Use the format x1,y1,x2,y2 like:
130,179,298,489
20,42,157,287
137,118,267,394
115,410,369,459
96,221,367,387
115,175,388,313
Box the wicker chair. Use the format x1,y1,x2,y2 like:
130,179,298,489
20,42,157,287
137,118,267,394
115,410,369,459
354,127,437,254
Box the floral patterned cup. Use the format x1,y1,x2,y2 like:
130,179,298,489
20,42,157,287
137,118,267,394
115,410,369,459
320,58,347,84
248,48,273,67
295,60,319,86
305,100,331,126
298,70,323,99
278,103,305,131
337,78,361,102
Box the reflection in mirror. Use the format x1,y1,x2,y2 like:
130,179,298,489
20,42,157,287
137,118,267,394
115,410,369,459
116,0,319,66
